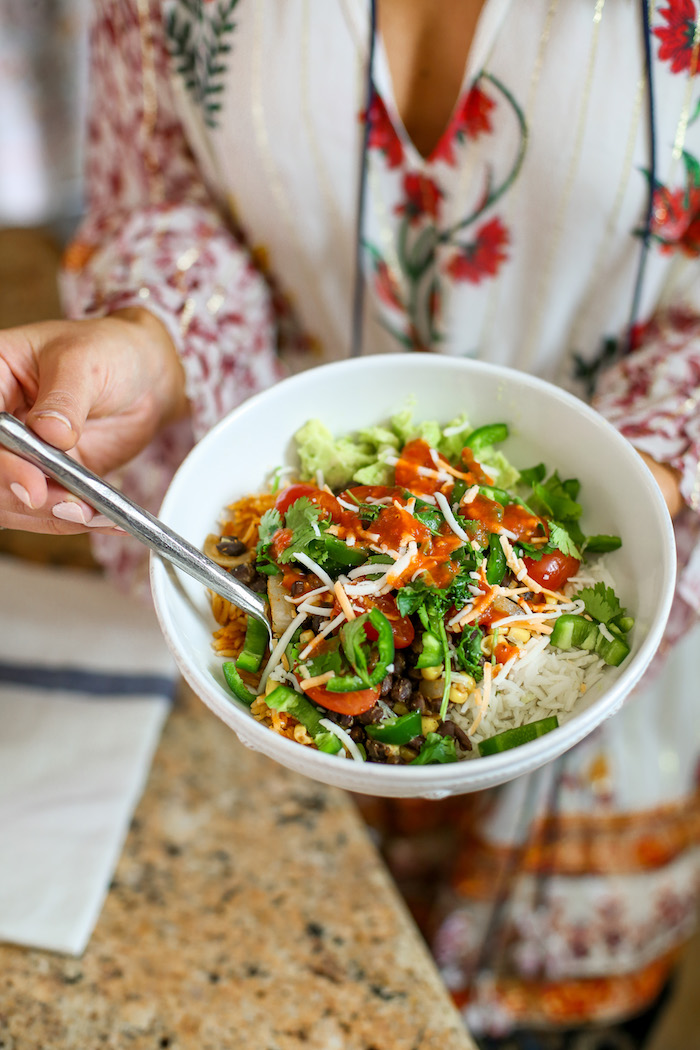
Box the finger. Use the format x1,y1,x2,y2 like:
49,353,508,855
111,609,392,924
25,342,102,452
0,449,49,510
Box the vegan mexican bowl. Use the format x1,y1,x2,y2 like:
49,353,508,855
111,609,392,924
206,405,634,767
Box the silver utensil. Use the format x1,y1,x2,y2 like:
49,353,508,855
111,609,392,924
0,412,271,638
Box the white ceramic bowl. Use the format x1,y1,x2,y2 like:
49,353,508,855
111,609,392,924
151,355,676,799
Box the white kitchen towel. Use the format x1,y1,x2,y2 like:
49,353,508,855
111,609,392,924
0,554,176,955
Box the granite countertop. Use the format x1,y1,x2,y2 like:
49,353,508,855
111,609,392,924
0,684,475,1050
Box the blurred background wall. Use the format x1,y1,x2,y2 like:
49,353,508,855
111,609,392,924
0,0,88,236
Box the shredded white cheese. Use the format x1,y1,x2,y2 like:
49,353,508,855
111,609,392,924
293,551,335,592
434,490,471,543
318,719,366,762
258,611,308,693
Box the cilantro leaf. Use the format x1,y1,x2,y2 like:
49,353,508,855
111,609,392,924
277,498,326,564
519,463,546,486
410,733,458,764
547,521,582,559
575,581,625,624
255,508,283,574
531,473,582,523
257,508,282,549
453,625,484,680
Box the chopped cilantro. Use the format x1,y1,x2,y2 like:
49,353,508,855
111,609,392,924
530,472,582,523
453,625,484,680
276,498,327,565
410,733,458,764
547,521,582,560
575,581,625,625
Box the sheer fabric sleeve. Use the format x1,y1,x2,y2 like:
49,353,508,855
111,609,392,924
593,309,700,643
60,0,282,592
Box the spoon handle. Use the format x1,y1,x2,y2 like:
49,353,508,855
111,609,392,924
0,413,270,634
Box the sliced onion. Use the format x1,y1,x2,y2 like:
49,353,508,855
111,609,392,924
268,575,296,636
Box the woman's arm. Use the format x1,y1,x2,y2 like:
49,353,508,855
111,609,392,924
0,0,280,554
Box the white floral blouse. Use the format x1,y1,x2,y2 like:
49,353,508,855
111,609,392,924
62,0,700,1036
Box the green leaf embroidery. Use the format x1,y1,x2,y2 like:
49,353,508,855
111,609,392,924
165,0,239,129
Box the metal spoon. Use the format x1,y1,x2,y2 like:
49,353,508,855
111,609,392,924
0,412,271,639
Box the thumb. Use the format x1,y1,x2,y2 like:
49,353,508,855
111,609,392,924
25,344,98,452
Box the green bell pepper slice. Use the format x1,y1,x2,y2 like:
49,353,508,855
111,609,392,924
478,715,559,757
222,660,257,706
464,422,509,453
366,709,422,745
235,615,269,674
485,533,507,586
265,684,342,754
324,608,395,693
322,533,367,567
415,629,443,668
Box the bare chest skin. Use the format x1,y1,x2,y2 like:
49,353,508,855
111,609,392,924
377,0,486,157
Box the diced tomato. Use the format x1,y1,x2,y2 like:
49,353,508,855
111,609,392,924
522,551,580,590
354,593,415,649
274,483,319,515
305,684,380,716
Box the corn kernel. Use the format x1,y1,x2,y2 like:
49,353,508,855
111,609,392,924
507,626,531,645
399,746,418,762
449,682,470,705
421,664,444,681
300,629,315,644
394,701,409,715
421,716,440,735
264,677,278,696
480,636,494,656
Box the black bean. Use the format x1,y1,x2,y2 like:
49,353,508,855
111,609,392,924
216,536,248,557
390,678,412,704
231,563,255,585
250,573,268,593
291,581,305,598
453,723,473,751
350,726,366,743
409,735,426,749
310,616,323,634
380,674,394,696
437,721,456,737
365,739,389,763
335,714,353,728
358,704,383,725
393,652,406,675
408,693,426,714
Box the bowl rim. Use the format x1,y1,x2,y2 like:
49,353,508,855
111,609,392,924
151,355,677,787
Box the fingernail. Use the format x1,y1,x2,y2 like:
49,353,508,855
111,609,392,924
10,483,34,509
52,501,90,525
85,514,114,528
33,410,74,433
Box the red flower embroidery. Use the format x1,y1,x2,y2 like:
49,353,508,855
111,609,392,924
650,184,700,254
395,172,443,225
366,92,404,169
432,84,495,165
654,0,700,75
445,217,510,284
374,259,403,309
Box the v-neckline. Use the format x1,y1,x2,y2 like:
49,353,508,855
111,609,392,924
370,0,512,167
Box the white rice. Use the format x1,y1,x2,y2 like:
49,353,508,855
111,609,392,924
452,554,619,750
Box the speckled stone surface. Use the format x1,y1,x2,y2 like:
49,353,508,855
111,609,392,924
0,685,475,1050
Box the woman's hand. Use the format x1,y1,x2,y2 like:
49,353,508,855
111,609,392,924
0,308,188,533
637,450,684,519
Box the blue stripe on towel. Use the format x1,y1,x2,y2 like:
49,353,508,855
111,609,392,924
0,662,177,702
